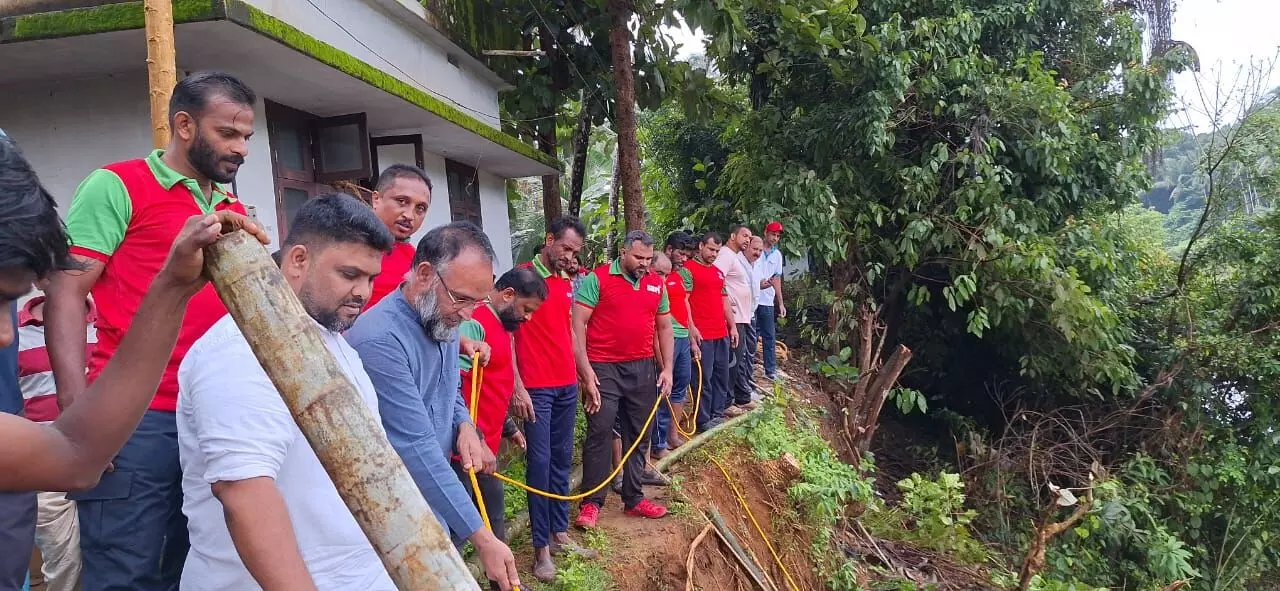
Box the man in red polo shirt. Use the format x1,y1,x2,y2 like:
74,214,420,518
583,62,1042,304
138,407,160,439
514,215,591,582
367,164,432,309
573,231,674,528
45,71,256,590
454,266,547,580
686,231,738,432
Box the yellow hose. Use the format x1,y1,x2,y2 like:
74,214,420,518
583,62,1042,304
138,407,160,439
467,356,520,590
710,455,801,591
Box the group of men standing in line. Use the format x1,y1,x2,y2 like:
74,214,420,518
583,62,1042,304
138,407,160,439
0,69,786,591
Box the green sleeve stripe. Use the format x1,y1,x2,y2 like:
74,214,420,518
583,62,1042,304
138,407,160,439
680,267,693,291
458,320,485,370
657,284,670,314
575,273,601,307
64,169,132,257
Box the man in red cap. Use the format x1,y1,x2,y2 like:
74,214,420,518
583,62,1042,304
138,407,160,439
756,222,786,381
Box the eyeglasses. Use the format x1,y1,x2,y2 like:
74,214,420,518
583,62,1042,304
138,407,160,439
435,270,488,309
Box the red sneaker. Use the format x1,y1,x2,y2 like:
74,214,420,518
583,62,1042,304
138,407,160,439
624,499,668,519
575,503,601,529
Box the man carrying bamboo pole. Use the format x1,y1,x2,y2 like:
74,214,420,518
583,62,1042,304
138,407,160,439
176,194,399,590
0,131,267,574
44,71,257,591
347,222,520,590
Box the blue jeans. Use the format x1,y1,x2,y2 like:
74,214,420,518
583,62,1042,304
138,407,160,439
695,337,731,431
652,336,692,450
0,489,35,591
755,305,778,378
70,410,187,591
525,384,577,549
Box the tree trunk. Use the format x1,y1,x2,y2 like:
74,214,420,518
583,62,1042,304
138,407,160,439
607,148,621,259
608,0,645,232
567,98,592,218
538,25,562,224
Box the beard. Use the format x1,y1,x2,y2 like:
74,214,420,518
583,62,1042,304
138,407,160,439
495,305,525,332
299,288,363,334
412,287,457,341
189,131,244,184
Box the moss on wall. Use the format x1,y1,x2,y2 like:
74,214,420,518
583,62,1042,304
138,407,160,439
7,0,216,41
225,0,558,170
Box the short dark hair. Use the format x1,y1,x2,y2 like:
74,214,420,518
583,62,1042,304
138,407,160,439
169,71,256,122
495,266,548,301
623,230,654,248
283,193,394,253
547,215,586,240
729,224,749,236
699,231,722,246
665,231,696,251
0,136,73,278
375,164,433,193
414,221,496,269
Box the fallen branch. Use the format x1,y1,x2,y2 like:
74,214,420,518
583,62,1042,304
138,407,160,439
708,504,778,591
1018,488,1094,591
655,405,767,472
686,524,715,591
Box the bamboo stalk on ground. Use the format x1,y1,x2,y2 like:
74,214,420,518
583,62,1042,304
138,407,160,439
203,231,479,590
707,505,778,591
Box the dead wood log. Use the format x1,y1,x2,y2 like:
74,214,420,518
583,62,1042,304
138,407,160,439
204,230,478,590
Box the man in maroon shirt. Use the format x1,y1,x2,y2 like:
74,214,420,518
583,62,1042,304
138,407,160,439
514,216,594,582
367,164,432,309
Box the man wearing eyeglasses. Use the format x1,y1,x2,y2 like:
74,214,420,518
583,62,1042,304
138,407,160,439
346,221,521,591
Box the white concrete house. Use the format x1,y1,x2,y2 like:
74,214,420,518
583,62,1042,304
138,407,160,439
0,0,559,271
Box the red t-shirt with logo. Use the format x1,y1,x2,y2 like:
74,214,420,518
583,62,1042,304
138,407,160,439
368,241,415,310
513,257,577,388
64,152,246,412
685,258,729,340
459,305,515,454
576,261,669,364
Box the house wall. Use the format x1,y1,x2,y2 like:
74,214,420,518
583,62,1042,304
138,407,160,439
243,0,500,126
1,73,515,273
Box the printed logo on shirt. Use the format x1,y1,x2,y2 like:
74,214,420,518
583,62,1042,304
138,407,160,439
646,284,662,294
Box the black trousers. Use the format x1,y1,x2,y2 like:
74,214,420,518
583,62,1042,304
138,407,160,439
452,460,507,543
582,359,658,509
731,322,756,405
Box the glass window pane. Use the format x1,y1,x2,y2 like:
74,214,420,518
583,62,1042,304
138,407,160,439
318,123,364,172
282,188,309,230
274,120,308,171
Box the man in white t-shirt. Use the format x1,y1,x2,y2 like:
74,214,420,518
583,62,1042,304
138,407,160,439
755,222,786,381
177,194,398,590
715,225,757,416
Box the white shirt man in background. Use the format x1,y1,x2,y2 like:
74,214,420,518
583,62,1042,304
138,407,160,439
755,221,787,381
177,194,398,590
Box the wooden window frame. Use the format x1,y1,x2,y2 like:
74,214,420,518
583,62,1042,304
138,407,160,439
370,134,426,172
445,159,482,228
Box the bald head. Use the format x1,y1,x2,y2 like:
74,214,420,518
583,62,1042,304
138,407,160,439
652,251,672,276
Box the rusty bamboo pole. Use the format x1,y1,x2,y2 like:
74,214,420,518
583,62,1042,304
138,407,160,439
203,231,480,590
143,0,177,148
